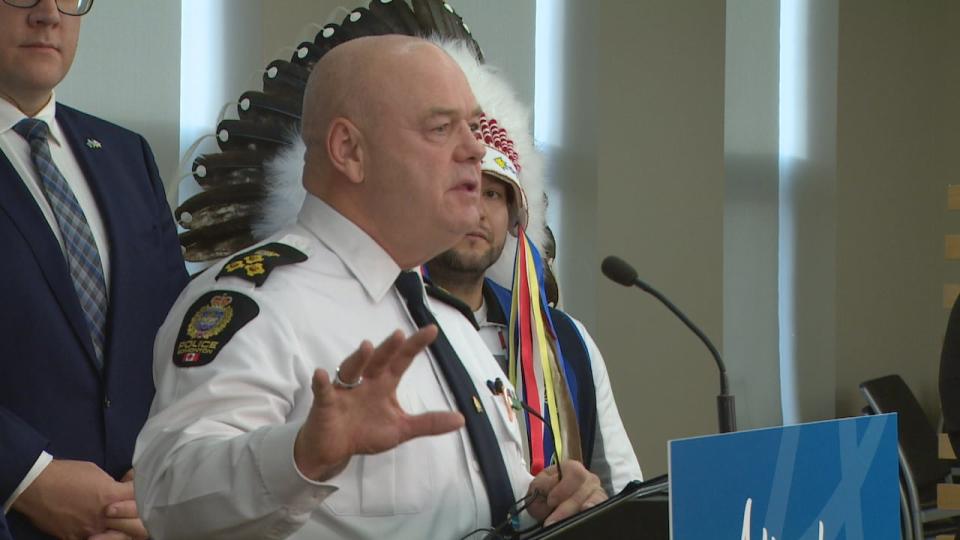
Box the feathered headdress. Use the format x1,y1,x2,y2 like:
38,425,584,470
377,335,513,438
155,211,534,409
435,40,580,474
172,0,483,262
432,40,548,257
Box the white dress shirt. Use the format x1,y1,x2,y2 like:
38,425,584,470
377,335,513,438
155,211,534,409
134,195,533,539
0,93,112,286
0,93,111,513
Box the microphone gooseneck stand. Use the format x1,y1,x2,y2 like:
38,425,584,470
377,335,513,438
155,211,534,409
601,255,736,433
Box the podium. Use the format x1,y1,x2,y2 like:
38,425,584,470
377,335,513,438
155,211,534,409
519,476,669,539
514,415,899,539
670,415,899,539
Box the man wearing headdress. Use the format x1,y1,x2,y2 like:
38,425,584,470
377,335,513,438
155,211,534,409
424,41,642,495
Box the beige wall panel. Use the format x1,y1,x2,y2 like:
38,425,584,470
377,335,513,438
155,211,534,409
596,1,725,476
835,0,960,421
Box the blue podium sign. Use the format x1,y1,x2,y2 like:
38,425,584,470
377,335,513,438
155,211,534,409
669,414,899,540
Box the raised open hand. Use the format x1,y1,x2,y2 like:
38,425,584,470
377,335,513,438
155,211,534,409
293,325,465,481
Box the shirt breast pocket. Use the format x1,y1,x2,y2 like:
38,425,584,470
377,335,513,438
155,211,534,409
321,387,434,517
321,442,433,517
485,390,524,456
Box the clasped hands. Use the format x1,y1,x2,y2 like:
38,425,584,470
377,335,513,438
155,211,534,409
13,461,148,540
293,325,607,526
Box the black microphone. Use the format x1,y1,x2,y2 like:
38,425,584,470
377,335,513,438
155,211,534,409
487,378,564,480
601,255,736,433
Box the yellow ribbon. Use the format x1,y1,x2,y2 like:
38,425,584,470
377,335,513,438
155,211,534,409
521,235,564,462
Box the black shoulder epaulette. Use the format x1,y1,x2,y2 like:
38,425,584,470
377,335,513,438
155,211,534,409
173,290,259,368
215,242,307,287
425,284,480,330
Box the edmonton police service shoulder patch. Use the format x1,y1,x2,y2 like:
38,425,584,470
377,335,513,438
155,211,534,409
215,242,308,287
173,290,259,368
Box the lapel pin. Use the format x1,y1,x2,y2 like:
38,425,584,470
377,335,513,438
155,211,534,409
85,138,102,149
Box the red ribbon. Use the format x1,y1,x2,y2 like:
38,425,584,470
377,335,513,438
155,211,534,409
517,236,544,474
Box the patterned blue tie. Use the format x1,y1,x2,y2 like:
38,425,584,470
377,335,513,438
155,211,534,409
14,118,107,369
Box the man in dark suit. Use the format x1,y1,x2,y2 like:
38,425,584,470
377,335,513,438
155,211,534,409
0,1,187,538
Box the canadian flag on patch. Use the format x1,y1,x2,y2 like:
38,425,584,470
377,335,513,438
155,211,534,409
182,352,200,363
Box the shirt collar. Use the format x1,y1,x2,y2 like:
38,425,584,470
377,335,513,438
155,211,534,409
0,92,61,147
297,194,402,302
473,297,487,325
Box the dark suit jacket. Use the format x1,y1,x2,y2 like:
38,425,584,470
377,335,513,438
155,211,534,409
0,104,187,538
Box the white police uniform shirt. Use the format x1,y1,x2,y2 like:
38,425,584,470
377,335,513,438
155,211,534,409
134,195,532,539
475,298,643,494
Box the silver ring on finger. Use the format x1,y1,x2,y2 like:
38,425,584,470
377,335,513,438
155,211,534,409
333,367,363,389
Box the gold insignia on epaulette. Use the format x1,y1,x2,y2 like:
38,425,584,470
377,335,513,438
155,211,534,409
224,250,281,278
216,243,308,287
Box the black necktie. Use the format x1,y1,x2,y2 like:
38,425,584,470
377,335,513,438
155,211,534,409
395,271,515,526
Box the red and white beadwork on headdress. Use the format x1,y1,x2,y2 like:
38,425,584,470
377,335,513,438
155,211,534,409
477,113,529,228
433,38,546,250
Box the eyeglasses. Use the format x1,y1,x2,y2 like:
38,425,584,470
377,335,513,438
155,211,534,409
2,0,94,16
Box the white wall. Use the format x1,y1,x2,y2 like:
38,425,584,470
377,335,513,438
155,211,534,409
778,0,839,424
258,1,535,108
448,0,535,108
534,0,599,331
180,0,263,156
723,0,781,429
58,0,182,181
177,0,263,221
